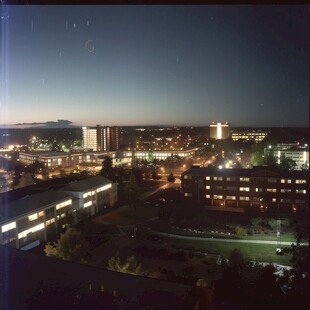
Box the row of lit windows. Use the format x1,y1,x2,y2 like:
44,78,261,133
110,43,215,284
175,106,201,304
56,199,72,210
28,211,44,221
83,191,96,198
1,221,16,233
205,186,307,194
204,176,307,184
84,201,92,208
18,223,44,239
97,184,112,192
206,195,306,204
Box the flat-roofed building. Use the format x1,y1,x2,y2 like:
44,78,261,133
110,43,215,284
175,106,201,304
132,148,197,162
264,144,309,170
83,126,119,152
19,151,83,168
0,175,117,250
0,191,73,250
63,175,117,215
232,130,268,143
210,122,230,140
181,166,309,211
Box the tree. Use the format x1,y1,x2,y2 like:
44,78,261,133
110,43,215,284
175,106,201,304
152,171,161,180
101,156,115,180
167,172,175,183
125,173,140,202
14,172,34,189
227,249,246,271
44,227,89,263
279,156,297,170
108,255,144,276
234,225,247,238
250,151,264,166
132,167,143,184
263,154,277,167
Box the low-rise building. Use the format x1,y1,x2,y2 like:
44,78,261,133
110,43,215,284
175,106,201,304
264,144,309,170
0,175,116,250
181,166,308,211
231,130,268,143
19,151,83,168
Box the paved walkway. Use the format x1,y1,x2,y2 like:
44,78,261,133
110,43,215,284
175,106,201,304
149,230,308,246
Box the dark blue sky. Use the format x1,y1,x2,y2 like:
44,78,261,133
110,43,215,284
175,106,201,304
0,5,309,127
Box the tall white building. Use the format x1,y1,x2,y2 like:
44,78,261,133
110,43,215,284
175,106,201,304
210,122,230,140
82,126,119,152
264,143,309,170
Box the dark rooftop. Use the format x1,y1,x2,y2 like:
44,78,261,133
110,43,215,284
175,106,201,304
62,175,112,192
182,166,309,178
0,245,192,310
0,191,72,222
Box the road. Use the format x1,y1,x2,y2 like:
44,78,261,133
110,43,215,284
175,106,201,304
149,230,308,246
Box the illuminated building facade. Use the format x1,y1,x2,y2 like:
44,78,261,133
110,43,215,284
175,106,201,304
210,122,230,140
231,130,268,143
0,176,116,250
133,148,197,161
83,125,119,151
181,166,308,210
264,144,309,170
19,151,83,168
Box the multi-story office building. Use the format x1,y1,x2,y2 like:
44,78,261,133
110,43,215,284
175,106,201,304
210,122,230,140
0,175,116,250
231,130,268,143
82,125,119,152
264,144,309,170
181,166,308,210
132,148,197,162
19,151,83,168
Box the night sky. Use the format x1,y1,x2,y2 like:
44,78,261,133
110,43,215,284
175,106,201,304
0,5,309,127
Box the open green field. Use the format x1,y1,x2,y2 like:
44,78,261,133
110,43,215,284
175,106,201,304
242,233,296,243
162,236,293,265
100,205,157,226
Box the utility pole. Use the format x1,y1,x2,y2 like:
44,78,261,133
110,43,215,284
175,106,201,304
276,219,281,253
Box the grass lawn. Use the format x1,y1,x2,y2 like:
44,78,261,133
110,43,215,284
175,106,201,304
162,237,293,266
100,205,158,226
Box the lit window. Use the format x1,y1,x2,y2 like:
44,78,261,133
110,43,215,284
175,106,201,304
206,194,210,198
206,176,210,180
84,201,92,208
281,189,291,193
240,196,249,201
267,188,277,193
255,188,263,192
240,177,250,182
296,189,306,194
206,185,210,190
56,199,72,210
296,179,306,184
18,223,44,239
184,193,192,197
28,213,38,221
226,196,236,200
272,198,276,202
240,187,250,192
1,222,16,233
213,177,223,181
96,184,112,192
213,195,223,199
